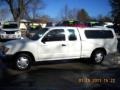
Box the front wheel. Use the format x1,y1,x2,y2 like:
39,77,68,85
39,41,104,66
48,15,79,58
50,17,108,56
91,50,105,64
14,54,32,70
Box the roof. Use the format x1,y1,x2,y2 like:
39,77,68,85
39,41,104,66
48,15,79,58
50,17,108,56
46,26,111,31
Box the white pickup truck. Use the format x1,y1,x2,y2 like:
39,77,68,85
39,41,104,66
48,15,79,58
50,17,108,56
0,26,118,70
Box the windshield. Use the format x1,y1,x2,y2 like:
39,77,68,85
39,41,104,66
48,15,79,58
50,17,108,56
62,21,79,25
30,28,49,40
3,23,18,29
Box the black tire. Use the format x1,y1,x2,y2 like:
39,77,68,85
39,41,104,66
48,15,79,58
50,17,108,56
91,50,105,64
14,53,32,70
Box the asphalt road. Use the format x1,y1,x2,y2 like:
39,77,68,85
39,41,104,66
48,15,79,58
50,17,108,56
0,54,120,90
0,39,120,90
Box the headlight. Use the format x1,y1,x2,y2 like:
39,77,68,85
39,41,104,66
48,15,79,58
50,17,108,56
15,31,21,34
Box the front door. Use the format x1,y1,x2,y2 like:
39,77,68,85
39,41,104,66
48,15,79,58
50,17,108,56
38,29,67,61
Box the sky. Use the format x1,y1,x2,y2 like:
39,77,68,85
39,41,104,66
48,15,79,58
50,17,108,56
42,0,111,18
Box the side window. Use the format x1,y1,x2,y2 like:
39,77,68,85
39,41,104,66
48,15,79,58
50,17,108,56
68,29,77,41
85,30,113,39
42,29,65,42
103,31,114,38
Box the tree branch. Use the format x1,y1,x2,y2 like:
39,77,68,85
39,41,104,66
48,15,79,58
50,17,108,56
25,0,32,6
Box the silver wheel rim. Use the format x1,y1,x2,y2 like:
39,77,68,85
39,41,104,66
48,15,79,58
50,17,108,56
95,52,104,63
17,56,29,69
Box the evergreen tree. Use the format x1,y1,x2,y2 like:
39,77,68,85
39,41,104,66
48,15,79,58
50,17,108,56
77,9,91,22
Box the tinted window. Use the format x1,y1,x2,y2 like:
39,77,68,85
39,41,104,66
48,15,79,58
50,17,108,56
106,25,113,29
85,30,114,39
62,21,79,26
42,29,65,42
30,28,49,40
3,23,18,29
29,25,42,30
68,29,77,41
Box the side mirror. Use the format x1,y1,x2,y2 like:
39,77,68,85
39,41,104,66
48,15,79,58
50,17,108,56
41,38,46,44
41,35,51,44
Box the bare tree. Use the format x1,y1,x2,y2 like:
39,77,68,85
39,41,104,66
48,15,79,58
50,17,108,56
109,0,120,23
0,0,45,21
68,8,77,20
27,0,45,19
60,4,77,20
60,4,69,20
0,8,10,21
97,15,112,22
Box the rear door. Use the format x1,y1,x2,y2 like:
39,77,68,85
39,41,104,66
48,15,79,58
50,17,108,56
65,28,81,58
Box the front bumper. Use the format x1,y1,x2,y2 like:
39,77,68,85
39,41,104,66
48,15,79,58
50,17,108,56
0,53,13,63
0,34,21,39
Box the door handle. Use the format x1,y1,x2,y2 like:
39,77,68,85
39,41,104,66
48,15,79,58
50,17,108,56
62,44,66,46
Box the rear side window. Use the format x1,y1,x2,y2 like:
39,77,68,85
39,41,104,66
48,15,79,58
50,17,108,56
85,30,114,39
68,29,77,41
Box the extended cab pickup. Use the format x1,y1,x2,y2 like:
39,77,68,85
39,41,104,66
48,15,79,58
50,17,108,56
0,27,118,70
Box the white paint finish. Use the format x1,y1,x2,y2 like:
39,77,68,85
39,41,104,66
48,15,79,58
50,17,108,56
37,41,68,61
64,28,81,58
0,22,21,39
4,26,118,62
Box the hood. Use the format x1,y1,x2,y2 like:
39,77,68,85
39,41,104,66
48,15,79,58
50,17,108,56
4,38,35,47
4,38,38,54
2,28,19,31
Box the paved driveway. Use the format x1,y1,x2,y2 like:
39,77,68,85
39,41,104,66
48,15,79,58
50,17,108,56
0,39,120,90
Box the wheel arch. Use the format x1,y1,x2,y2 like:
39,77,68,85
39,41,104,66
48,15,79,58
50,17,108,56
14,51,35,63
91,48,107,57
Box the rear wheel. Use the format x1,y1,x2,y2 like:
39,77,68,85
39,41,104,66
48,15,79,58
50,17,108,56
91,50,105,64
14,53,32,70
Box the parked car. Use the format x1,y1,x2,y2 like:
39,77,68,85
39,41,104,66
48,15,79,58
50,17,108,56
113,23,120,35
86,21,104,27
0,21,21,40
56,20,88,28
0,26,118,70
26,25,42,38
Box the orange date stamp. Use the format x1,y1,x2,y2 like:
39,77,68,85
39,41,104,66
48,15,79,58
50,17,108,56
78,78,116,84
